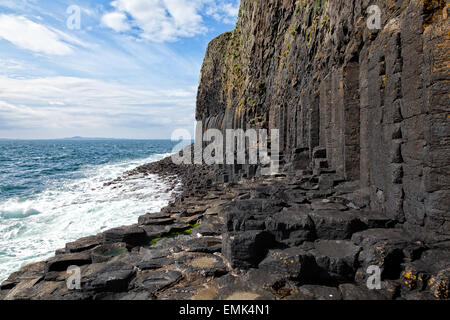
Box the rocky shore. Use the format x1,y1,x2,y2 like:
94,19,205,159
1,0,449,301
1,150,448,300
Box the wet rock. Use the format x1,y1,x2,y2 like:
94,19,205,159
65,235,102,253
222,231,275,269
103,225,148,248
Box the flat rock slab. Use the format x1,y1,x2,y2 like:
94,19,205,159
91,243,128,264
130,270,182,296
311,200,348,211
103,225,148,248
176,253,228,277
1,261,46,290
291,285,342,300
45,252,92,273
352,228,412,281
308,210,366,240
215,274,276,300
309,240,361,281
138,214,175,226
65,235,102,253
339,284,390,300
265,209,315,246
222,231,275,269
86,261,136,293
184,237,222,253
258,247,317,282
400,248,450,298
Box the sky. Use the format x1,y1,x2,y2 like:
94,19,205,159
0,0,240,139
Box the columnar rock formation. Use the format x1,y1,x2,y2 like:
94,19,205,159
1,0,449,301
196,0,449,243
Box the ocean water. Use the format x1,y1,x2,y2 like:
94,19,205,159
0,139,180,283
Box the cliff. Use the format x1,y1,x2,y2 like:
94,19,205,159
196,0,449,243
1,0,449,301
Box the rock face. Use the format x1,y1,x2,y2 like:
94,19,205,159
1,0,449,301
196,0,449,243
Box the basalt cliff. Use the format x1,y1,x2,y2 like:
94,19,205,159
197,0,449,243
1,0,449,301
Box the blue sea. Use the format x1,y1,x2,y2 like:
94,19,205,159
0,139,180,283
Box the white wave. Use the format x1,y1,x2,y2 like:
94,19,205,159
0,153,178,283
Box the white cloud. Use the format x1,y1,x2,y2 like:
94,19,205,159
205,0,240,24
101,0,240,42
0,14,73,55
101,11,131,32
0,76,196,134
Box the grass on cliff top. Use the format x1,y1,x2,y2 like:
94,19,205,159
149,223,201,247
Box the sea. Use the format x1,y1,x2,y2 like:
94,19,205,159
0,139,182,283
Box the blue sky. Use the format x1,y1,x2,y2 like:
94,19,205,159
0,0,240,139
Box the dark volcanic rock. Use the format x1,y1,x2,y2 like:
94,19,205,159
103,225,148,248
308,210,366,240
309,240,361,282
292,285,342,300
222,231,275,269
65,235,102,253
339,284,390,300
45,252,92,273
265,208,315,246
352,229,412,282
130,270,182,296
258,247,317,283
86,261,136,293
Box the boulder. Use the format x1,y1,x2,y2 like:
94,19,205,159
265,209,315,246
222,231,275,269
45,252,92,273
309,240,361,282
308,210,366,240
176,253,228,277
258,247,317,283
86,261,136,292
352,229,411,281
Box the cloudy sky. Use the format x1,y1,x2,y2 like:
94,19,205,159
0,0,240,139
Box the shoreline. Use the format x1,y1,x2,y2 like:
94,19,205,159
1,151,448,300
